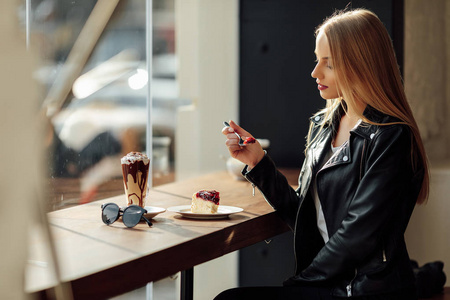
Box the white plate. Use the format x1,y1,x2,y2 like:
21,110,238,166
143,206,166,218
120,206,166,219
167,205,243,220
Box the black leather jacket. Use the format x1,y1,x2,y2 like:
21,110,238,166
243,105,424,297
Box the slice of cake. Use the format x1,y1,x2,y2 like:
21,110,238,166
191,190,220,213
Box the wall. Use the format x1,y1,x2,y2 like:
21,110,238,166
175,1,239,299
404,0,450,279
175,0,239,180
406,164,450,279
404,0,448,160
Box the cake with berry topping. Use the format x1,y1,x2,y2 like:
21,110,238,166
191,190,220,213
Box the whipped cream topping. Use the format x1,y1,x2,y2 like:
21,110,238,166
121,152,150,164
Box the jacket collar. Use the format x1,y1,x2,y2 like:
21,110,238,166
353,105,397,140
310,104,394,140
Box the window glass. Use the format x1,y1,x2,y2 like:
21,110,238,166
20,0,180,211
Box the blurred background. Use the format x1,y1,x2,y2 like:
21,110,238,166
18,0,184,210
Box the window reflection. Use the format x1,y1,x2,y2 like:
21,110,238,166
21,0,181,211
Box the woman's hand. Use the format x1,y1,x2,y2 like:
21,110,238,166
222,120,265,169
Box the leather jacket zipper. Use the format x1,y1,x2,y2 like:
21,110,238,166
292,164,313,275
359,139,366,181
346,249,386,297
346,269,358,297
293,205,300,274
346,285,352,297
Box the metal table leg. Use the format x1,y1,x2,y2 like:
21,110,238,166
181,268,193,300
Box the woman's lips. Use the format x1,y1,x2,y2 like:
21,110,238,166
318,84,328,91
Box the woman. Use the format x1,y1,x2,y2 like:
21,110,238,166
218,8,428,300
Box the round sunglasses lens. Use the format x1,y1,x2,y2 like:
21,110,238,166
122,205,144,228
102,204,120,225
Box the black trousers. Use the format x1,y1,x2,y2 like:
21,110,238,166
214,286,334,300
214,286,418,300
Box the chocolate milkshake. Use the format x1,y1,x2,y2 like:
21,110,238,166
121,152,150,207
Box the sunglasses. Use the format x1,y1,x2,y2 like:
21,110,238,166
101,203,153,228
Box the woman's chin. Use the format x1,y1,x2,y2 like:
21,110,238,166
319,91,339,100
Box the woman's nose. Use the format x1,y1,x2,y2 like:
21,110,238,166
311,64,320,79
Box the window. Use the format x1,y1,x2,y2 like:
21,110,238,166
20,0,181,211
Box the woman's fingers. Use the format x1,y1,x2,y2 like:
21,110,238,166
223,130,240,148
223,121,244,155
222,120,254,145
229,120,253,138
222,120,265,168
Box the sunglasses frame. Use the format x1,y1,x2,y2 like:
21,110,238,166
101,203,153,228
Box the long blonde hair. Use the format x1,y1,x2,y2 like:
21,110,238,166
309,8,429,204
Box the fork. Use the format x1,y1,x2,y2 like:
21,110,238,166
223,121,246,146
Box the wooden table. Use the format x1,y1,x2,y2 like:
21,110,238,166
27,171,294,299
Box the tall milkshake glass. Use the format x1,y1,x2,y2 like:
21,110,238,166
121,152,150,207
